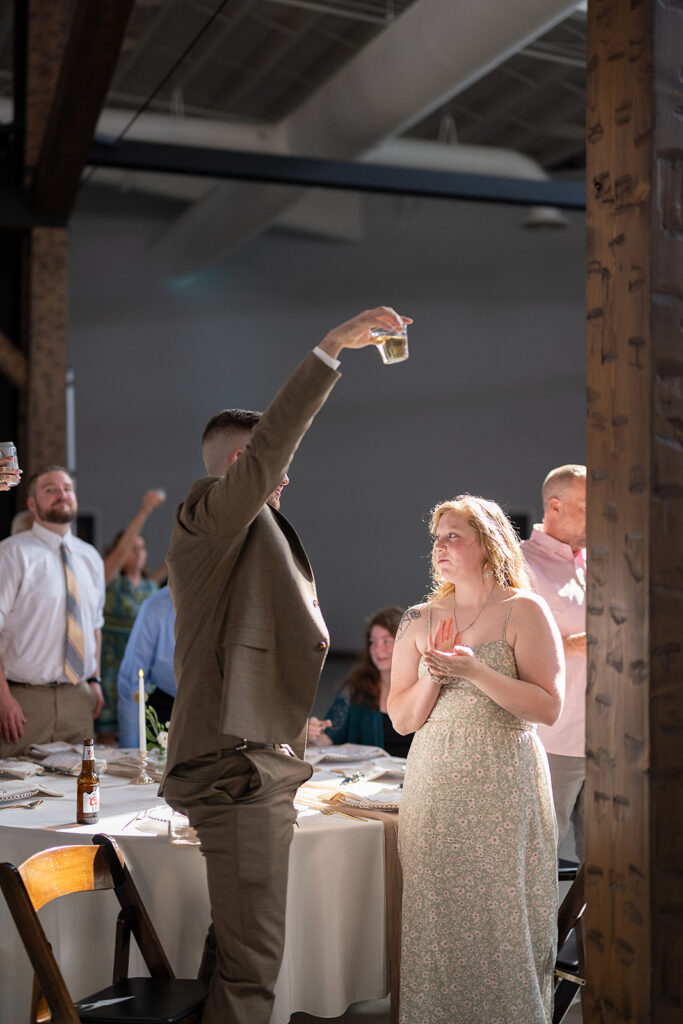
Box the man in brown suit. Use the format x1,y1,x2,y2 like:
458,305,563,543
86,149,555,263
161,307,408,1024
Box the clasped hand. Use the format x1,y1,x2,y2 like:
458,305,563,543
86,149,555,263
422,615,475,683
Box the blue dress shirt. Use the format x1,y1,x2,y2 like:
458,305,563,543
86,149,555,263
117,586,176,748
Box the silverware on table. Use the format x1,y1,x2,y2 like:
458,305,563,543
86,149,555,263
6,799,44,810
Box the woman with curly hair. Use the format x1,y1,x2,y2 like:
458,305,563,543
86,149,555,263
389,495,564,1024
307,606,413,756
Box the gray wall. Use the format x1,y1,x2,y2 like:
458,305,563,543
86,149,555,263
68,184,585,655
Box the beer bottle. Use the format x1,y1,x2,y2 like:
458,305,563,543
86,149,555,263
76,738,100,824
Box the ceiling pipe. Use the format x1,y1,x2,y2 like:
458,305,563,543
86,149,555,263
362,139,568,228
282,0,580,158
146,0,580,273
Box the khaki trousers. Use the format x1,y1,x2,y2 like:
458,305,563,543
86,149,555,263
0,681,95,757
547,752,585,862
163,741,312,1024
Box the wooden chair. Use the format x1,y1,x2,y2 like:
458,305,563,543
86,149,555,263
0,833,207,1024
553,862,586,1024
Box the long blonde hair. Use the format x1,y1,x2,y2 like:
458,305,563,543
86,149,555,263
428,495,532,601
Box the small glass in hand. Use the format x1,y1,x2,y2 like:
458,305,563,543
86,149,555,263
371,323,409,365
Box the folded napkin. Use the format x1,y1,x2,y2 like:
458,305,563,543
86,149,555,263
306,743,390,765
305,769,346,789
332,787,402,811
0,779,41,806
0,758,45,779
104,751,165,782
28,741,76,758
39,752,107,776
28,743,160,778
169,814,200,847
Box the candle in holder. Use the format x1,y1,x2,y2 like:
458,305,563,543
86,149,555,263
138,669,146,753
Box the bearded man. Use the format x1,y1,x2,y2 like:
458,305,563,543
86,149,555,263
0,466,105,756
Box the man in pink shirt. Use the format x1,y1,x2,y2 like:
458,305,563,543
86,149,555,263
521,464,586,861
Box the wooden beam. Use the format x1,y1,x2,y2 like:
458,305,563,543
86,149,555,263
33,0,136,218
584,1,683,1021
0,328,28,389
19,227,68,471
23,0,70,174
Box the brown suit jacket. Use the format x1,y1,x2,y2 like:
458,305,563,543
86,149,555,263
164,352,340,772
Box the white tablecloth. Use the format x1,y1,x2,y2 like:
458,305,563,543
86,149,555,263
0,771,387,1023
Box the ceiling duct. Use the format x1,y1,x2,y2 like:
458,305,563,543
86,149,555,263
145,0,579,272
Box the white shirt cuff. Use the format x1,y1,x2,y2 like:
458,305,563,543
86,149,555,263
313,346,340,371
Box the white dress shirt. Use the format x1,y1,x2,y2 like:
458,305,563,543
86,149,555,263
312,346,341,370
0,522,105,684
521,525,586,758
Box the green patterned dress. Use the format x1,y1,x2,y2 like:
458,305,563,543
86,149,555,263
398,605,557,1023
98,575,157,735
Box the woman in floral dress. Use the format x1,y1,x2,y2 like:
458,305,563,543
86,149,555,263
389,495,564,1024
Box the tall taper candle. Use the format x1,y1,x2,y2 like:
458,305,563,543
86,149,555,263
138,668,146,753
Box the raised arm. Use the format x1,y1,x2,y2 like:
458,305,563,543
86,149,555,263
104,489,165,584
184,307,409,538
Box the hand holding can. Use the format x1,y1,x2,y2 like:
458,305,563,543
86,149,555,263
0,443,21,491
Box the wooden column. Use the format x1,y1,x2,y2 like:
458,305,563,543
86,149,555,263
20,227,69,469
585,1,683,1021
17,0,70,474
5,0,134,476
23,0,70,173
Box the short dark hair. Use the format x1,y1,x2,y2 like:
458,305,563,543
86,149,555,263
27,465,72,498
201,409,261,446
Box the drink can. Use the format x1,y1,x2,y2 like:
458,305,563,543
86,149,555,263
0,442,19,486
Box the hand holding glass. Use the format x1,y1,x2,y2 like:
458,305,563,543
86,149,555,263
371,323,409,365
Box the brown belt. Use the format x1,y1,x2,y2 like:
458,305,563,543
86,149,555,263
7,679,72,688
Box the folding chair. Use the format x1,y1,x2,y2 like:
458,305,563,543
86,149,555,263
0,832,207,1024
554,862,586,1024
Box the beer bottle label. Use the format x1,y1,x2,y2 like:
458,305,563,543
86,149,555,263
82,786,100,815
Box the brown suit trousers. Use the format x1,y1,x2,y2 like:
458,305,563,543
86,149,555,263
164,743,312,1024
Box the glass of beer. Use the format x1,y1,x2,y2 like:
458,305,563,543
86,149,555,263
371,323,409,365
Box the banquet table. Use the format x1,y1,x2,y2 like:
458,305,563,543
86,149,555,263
0,766,390,1023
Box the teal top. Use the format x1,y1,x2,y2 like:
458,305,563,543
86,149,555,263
324,686,386,747
98,575,158,734
324,686,414,755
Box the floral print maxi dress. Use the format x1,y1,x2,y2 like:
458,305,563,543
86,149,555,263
398,608,557,1024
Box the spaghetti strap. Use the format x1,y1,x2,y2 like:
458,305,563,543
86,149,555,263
502,600,515,642
427,604,433,633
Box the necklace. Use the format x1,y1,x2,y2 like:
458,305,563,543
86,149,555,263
453,582,496,635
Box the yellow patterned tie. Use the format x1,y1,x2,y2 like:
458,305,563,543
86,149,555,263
60,543,85,684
